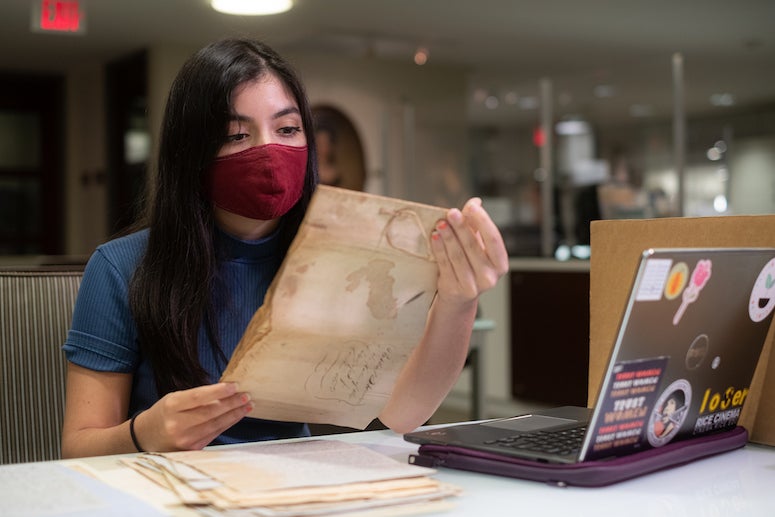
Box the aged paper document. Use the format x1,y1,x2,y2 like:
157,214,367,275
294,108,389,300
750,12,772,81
121,434,460,515
221,185,448,428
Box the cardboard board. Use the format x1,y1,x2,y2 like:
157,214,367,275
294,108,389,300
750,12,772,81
589,215,775,446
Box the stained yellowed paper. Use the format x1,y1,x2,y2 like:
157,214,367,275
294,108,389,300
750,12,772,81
121,439,461,515
221,185,448,428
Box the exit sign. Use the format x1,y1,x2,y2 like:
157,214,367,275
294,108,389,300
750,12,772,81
31,0,86,34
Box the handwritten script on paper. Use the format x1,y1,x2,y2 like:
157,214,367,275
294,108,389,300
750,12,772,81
305,340,393,406
221,186,448,428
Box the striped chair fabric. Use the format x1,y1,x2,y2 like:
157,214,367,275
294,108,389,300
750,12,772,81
0,267,83,464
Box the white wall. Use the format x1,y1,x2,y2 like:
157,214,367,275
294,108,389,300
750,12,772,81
285,51,470,206
730,136,775,214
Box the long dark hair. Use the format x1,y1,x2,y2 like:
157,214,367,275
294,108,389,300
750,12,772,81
129,39,318,396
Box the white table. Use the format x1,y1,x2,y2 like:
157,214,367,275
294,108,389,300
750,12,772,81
2,428,774,516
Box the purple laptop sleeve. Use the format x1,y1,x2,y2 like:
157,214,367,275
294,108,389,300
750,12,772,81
408,426,748,487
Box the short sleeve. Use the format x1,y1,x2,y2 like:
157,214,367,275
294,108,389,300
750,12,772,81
63,239,142,373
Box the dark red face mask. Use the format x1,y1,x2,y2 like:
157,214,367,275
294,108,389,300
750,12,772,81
207,143,308,220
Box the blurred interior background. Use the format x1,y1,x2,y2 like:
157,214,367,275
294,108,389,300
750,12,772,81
1,0,774,420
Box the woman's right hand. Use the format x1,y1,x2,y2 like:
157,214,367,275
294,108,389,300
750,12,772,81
61,362,252,458
132,382,253,452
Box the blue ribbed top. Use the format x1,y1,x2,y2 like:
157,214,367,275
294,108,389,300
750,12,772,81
64,227,309,444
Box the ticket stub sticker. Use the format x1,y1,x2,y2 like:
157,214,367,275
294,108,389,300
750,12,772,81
635,259,672,301
586,357,669,460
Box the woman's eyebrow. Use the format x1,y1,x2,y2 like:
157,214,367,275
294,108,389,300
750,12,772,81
228,113,251,123
227,106,300,123
273,106,301,119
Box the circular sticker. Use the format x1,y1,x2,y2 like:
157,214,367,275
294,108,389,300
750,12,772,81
647,379,692,447
749,258,775,322
685,334,709,370
664,262,689,300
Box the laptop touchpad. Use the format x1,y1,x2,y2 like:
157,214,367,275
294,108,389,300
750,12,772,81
483,415,578,432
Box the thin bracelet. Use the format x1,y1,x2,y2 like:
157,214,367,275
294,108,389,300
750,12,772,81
129,412,146,453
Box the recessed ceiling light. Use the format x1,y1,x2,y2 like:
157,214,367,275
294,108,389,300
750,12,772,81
710,93,736,107
413,47,429,66
707,147,722,161
518,96,538,110
593,84,616,98
472,88,489,103
504,91,519,105
211,0,294,16
485,95,500,109
629,104,653,117
555,119,591,136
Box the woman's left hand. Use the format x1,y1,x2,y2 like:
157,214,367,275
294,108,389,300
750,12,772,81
430,197,509,304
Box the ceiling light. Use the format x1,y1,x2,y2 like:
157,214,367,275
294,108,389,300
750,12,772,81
629,104,653,117
504,91,519,105
413,47,429,66
518,96,538,110
713,195,728,213
211,0,294,16
555,119,590,136
706,147,722,161
710,93,735,107
472,88,488,104
593,84,616,98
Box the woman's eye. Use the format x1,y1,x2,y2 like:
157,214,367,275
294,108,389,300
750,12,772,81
279,126,302,136
226,133,248,142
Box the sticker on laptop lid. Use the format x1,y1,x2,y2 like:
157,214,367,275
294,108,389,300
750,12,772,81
685,333,709,370
647,379,691,447
749,258,775,322
673,259,712,325
693,382,749,434
664,262,689,300
635,258,672,301
585,357,669,461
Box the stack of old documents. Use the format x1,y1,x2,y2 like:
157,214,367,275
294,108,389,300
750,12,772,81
122,439,460,516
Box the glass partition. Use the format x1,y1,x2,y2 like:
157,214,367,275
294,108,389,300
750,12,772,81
467,55,775,258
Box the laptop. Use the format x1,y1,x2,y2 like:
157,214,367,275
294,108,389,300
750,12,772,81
405,247,775,464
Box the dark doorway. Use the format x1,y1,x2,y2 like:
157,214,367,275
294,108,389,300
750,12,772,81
0,73,64,254
105,50,149,235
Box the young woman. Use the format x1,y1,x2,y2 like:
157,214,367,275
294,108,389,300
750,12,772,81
61,38,509,458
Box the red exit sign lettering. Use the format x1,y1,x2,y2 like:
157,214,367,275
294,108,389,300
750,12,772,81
32,0,86,34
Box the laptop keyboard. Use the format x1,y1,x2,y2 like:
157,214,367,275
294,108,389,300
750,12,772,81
484,426,587,456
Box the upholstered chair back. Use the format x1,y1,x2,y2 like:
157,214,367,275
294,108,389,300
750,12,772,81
0,266,83,464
